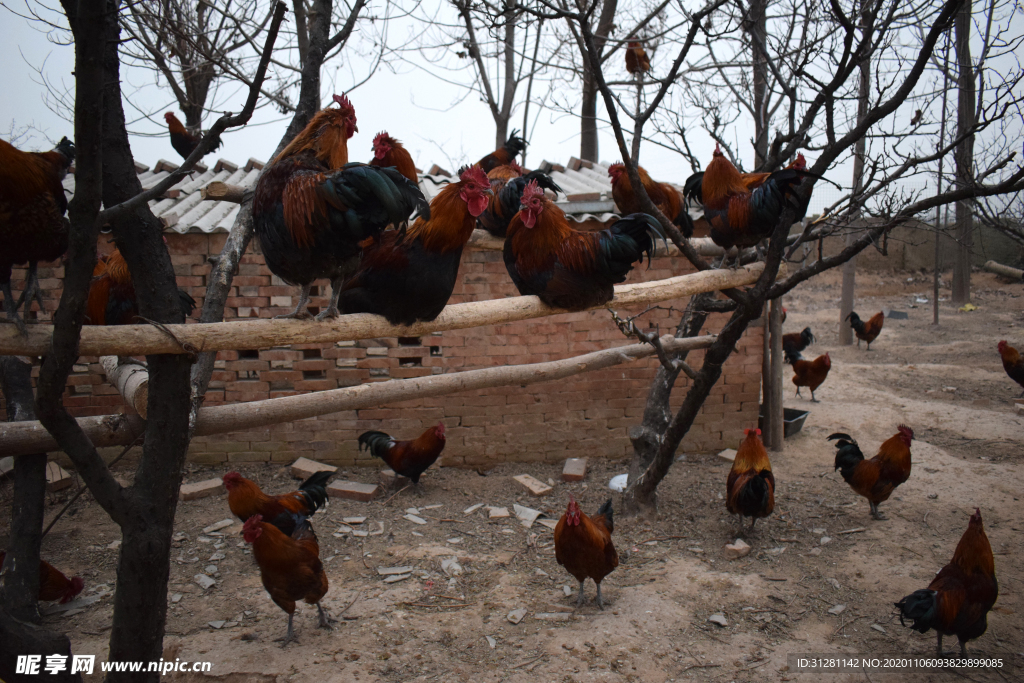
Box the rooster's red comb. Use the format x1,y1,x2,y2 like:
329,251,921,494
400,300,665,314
521,179,546,204
744,428,762,437
459,164,488,186
332,93,353,112
372,131,390,147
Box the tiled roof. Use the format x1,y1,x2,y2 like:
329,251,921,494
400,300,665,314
62,156,698,233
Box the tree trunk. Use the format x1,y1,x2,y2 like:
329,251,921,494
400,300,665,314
579,0,617,162
840,29,871,344
952,0,975,304
0,357,45,623
0,613,81,683
768,298,783,451
101,358,149,418
748,0,769,168
759,303,771,444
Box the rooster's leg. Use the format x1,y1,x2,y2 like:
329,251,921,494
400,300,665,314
316,603,337,630
595,582,606,609
936,632,943,657
275,613,298,646
575,580,586,607
2,280,27,336
869,502,887,521
275,285,313,320
749,516,757,532
315,277,344,321
795,387,802,398
810,389,819,403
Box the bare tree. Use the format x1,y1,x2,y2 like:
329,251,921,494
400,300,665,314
527,0,1024,514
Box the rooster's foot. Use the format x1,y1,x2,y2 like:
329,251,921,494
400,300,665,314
317,604,337,630
595,583,607,610
275,615,298,647
275,310,313,320
314,306,341,322
574,580,587,607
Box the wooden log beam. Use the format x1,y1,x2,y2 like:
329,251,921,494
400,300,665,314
982,260,1024,281
1,334,716,457
100,357,149,419
200,181,247,203
0,263,764,357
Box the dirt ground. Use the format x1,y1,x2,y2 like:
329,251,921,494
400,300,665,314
3,268,1023,683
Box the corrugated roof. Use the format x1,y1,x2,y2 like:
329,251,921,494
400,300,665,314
61,157,698,233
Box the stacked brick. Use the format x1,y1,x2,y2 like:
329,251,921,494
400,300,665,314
2,234,763,468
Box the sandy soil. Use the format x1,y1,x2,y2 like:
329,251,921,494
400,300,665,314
3,268,1023,683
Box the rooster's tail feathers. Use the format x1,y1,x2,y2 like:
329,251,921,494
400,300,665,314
609,213,667,267
521,170,563,196
682,171,704,208
783,348,803,365
846,311,866,334
178,290,197,319
895,589,938,633
324,163,430,230
357,430,395,459
595,498,614,533
296,470,333,514
829,433,864,475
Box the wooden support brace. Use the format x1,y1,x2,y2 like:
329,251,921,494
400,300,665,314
0,334,715,457
100,357,149,419
0,263,764,357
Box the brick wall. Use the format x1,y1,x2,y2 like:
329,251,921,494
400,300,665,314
3,233,763,467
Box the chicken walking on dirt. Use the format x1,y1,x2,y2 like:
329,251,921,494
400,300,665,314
847,310,884,349
829,425,913,520
726,429,775,533
1,135,75,334
996,340,1024,397
0,551,84,603
896,508,998,656
243,513,332,646
790,352,830,401
253,94,428,321
504,180,665,311
358,422,446,491
223,470,333,522
554,496,618,608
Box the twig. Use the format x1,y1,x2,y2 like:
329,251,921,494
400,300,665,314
381,485,411,506
511,654,547,670
636,535,688,544
837,527,866,535
41,435,143,538
402,602,474,609
683,663,722,670
338,592,361,617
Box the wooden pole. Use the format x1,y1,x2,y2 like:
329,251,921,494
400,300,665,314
100,357,149,419
0,263,765,357
1,335,716,457
760,303,771,444
982,260,1024,281
769,297,784,451
200,181,247,203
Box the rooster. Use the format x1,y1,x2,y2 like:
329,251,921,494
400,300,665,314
243,513,331,645
477,163,563,238
338,165,490,325
554,496,618,608
608,163,692,238
997,340,1024,397
683,144,812,250
253,94,428,320
624,39,651,76
504,181,664,311
85,247,196,325
477,130,527,173
358,422,446,489
222,470,333,523
726,428,775,533
163,112,222,160
829,425,913,520
1,135,75,333
0,551,84,604
369,131,418,183
790,352,830,401
896,509,998,656
847,310,884,349
782,326,815,364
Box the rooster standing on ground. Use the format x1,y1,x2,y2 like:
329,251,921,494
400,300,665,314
358,422,446,489
896,508,998,656
847,310,884,349
829,425,913,520
683,145,812,250
997,340,1024,397
476,130,527,173
726,428,775,533
608,163,692,238
338,165,490,325
504,181,665,311
253,95,428,320
554,496,618,608
243,513,331,645
163,112,222,160
1,136,75,333
369,131,418,183
223,470,333,523
477,163,563,238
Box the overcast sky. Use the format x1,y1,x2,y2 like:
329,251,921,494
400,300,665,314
0,4,703,184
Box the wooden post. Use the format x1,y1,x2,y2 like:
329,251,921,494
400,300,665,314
100,357,149,419
1,334,716,457
769,298,784,451
200,181,247,203
982,260,1024,280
